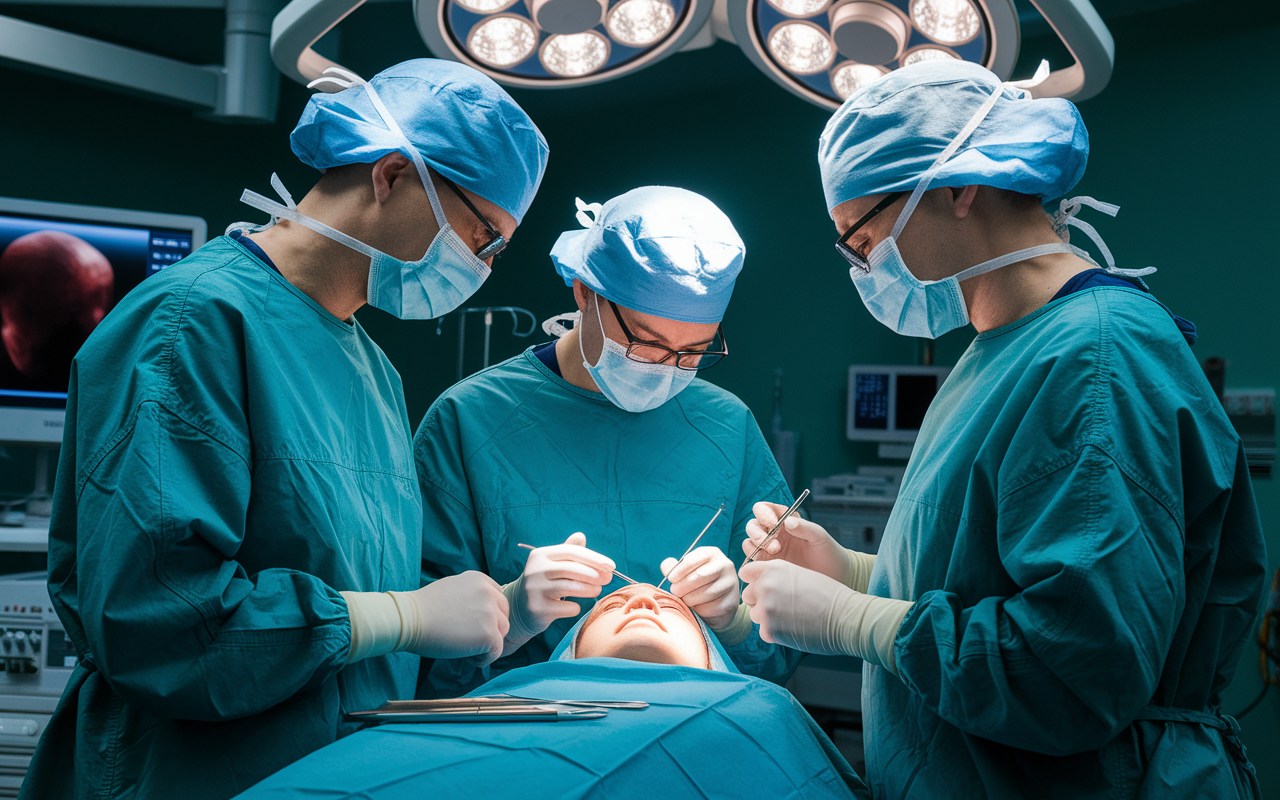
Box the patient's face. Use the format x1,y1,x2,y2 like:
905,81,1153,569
575,583,710,669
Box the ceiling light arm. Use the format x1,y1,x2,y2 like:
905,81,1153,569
1023,0,1112,100
271,0,364,86
0,0,280,121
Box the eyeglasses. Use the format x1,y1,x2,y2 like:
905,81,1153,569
608,300,728,371
835,191,906,273
440,176,508,260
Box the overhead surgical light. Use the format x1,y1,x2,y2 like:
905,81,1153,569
270,0,1112,104
723,0,1116,107
409,0,712,87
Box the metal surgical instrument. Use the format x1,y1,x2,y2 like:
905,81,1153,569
741,489,811,566
657,503,725,591
517,542,639,585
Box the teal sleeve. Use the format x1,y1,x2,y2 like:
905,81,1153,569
416,400,487,584
893,444,1185,755
723,408,805,685
74,402,351,722
414,399,490,696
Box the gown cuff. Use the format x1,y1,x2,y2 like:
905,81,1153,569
341,591,403,664
709,602,753,648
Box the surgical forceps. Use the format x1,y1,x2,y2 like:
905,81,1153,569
657,503,725,591
741,489,811,566
517,543,640,585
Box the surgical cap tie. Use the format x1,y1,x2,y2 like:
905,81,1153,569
542,310,581,338
574,197,603,228
1051,197,1156,277
226,173,302,236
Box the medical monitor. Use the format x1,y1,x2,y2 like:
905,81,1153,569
847,364,952,443
0,196,207,445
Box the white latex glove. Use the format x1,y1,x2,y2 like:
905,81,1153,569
342,571,510,665
660,546,740,630
503,532,614,651
744,501,876,593
738,559,913,672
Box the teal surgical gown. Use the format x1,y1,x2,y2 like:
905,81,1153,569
21,237,421,800
414,348,802,697
865,286,1267,799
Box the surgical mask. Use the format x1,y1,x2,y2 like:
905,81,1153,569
852,62,1153,339
228,67,491,320
574,296,695,413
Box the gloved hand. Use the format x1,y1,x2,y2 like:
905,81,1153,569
739,559,913,673
342,571,510,665
503,532,614,652
744,501,876,593
660,546,740,631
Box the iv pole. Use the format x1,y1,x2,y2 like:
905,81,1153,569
437,307,538,381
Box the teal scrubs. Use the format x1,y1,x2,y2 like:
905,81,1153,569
866,286,1267,799
21,237,421,800
414,348,802,697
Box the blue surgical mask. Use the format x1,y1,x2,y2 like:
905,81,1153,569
852,66,1152,339
578,295,695,413
229,70,491,321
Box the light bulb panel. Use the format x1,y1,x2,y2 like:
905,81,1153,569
726,0,1018,109
416,0,714,87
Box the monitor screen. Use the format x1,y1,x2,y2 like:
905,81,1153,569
0,197,205,444
853,372,890,431
894,374,938,431
0,211,197,407
847,364,952,444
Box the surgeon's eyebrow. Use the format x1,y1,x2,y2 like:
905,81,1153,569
626,316,717,348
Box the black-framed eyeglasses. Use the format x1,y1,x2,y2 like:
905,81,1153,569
608,300,728,371
440,177,508,260
835,191,906,274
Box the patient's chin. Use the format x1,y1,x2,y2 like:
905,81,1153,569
591,629,707,669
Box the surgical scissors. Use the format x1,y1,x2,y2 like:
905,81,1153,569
657,503,725,591
741,489,811,566
517,543,639,585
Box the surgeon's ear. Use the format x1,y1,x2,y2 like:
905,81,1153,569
949,185,980,220
572,280,593,315
369,152,415,205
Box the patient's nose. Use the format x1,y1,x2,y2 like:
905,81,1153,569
622,593,660,614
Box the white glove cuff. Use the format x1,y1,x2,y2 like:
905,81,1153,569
387,590,424,653
341,591,403,664
835,592,914,674
844,549,877,594
501,578,540,644
709,602,753,648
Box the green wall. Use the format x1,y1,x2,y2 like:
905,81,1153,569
0,0,1276,790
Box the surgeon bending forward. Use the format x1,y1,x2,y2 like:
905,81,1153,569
21,59,548,800
739,61,1267,799
415,187,801,697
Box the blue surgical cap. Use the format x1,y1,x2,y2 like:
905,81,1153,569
291,59,549,224
817,60,1088,215
550,187,745,324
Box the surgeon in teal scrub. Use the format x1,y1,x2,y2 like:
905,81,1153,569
21,60,548,800
415,187,801,697
738,61,1267,799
